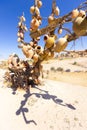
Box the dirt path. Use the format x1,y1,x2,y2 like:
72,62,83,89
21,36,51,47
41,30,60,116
0,71,87,130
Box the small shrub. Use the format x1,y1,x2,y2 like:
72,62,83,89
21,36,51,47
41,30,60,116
72,61,77,65
56,67,64,72
50,67,55,71
65,69,71,72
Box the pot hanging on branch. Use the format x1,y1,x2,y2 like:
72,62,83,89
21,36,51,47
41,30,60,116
48,14,54,24
71,9,79,19
54,35,69,53
73,16,87,36
37,0,42,8
35,46,43,54
33,53,39,63
78,10,86,17
54,6,60,16
44,35,57,49
22,44,34,58
46,51,54,60
30,18,40,31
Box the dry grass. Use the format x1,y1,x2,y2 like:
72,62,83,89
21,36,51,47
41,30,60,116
0,60,8,69
46,71,87,87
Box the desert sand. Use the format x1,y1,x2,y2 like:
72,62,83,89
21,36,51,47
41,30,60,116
0,57,87,130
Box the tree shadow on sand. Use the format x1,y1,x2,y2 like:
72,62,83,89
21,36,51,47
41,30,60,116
15,84,76,125
16,88,37,125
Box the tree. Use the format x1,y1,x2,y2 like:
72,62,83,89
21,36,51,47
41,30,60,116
5,0,87,89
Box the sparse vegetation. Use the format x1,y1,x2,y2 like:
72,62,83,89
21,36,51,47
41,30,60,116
56,67,64,72
0,61,8,69
72,61,77,65
50,67,56,71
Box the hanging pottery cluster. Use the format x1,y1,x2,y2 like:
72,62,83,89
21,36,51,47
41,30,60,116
71,9,87,36
48,4,60,24
17,15,28,43
30,0,42,32
5,1,87,88
5,52,43,88
19,39,44,65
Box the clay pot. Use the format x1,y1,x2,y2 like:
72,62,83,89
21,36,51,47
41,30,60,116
19,32,24,39
35,46,43,54
8,54,19,67
17,32,24,38
71,9,79,19
48,15,54,24
78,10,86,17
38,19,42,25
30,18,40,30
22,44,34,58
17,32,20,37
18,22,22,27
27,44,32,50
12,57,19,67
37,0,42,8
44,35,57,48
73,16,87,36
33,53,39,63
20,16,26,22
54,35,68,53
47,52,54,60
17,37,21,42
58,28,62,34
35,7,40,15
28,49,34,58
22,44,28,57
30,6,35,14
29,41,34,47
36,37,40,41
54,6,60,16
23,26,28,31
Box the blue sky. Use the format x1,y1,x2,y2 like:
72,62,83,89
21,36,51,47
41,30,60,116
0,0,87,59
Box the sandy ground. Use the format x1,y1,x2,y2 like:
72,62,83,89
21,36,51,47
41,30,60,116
43,57,87,72
46,71,87,87
43,57,87,87
0,68,87,130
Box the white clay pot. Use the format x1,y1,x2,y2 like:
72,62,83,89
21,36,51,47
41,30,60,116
33,53,39,63
23,26,28,31
18,22,22,27
30,18,40,30
44,35,56,48
73,16,87,36
35,46,43,54
58,28,62,34
30,6,35,14
27,49,34,59
54,6,60,16
20,16,26,22
71,9,79,19
35,7,40,15
17,37,21,42
29,41,34,47
54,35,68,53
20,32,24,38
78,10,86,17
17,32,20,37
48,15,54,24
37,0,42,8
